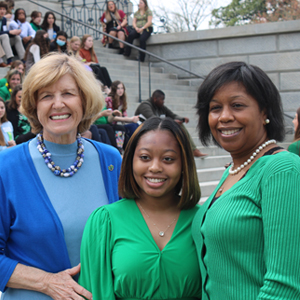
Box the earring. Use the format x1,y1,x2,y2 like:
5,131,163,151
265,118,270,124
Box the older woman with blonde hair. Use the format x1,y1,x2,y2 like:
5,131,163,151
0,53,121,299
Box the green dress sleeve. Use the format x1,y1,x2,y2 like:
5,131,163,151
79,207,115,300
94,106,108,125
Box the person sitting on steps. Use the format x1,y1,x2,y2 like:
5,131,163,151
100,1,128,54
135,89,207,157
8,8,36,49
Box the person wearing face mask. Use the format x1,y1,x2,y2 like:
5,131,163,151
49,30,68,53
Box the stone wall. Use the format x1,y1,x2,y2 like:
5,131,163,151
146,19,300,115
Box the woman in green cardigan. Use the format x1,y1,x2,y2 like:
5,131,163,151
288,107,300,156
193,61,300,300
0,69,22,102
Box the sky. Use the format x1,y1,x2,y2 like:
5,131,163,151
131,0,232,30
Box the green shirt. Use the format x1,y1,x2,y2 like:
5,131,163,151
79,198,202,300
288,140,300,156
134,8,152,28
0,85,11,102
30,22,42,32
94,107,108,125
192,151,300,300
0,78,7,88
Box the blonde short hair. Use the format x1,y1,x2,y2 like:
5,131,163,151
22,53,104,134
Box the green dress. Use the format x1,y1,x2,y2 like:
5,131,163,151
288,140,300,156
192,151,300,300
79,198,202,300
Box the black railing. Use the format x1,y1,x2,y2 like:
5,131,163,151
61,0,132,40
60,0,169,39
28,0,204,102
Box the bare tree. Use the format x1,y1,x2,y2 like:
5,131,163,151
153,0,215,33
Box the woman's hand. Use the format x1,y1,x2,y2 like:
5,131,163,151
117,25,121,30
112,110,122,117
100,110,113,117
130,116,140,123
136,27,143,33
43,264,92,300
7,263,92,300
7,140,16,147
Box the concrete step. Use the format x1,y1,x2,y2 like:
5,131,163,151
107,67,178,79
107,76,193,88
195,155,231,169
197,167,225,182
0,67,9,78
199,180,219,198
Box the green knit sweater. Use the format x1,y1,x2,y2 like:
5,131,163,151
192,151,300,300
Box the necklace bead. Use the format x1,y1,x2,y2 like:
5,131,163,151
229,139,276,175
37,132,84,178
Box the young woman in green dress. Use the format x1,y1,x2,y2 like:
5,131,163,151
288,107,300,156
79,117,202,300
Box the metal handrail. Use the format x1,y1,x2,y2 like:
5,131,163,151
28,0,205,101
284,113,293,120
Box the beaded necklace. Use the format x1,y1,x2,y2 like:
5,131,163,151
36,132,84,177
228,139,276,175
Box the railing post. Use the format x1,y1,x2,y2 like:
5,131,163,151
138,56,142,103
148,62,151,99
61,1,64,31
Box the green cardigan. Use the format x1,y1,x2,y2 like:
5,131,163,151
192,151,300,300
0,78,7,88
288,140,300,156
0,85,11,102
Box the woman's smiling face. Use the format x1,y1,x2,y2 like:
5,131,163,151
208,81,267,159
133,130,182,203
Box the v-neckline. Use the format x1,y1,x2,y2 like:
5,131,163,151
134,201,182,252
